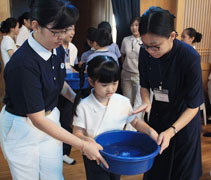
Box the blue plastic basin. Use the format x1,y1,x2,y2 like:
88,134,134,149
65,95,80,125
65,73,89,90
95,130,160,175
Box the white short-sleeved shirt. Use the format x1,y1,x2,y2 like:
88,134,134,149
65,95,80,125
87,48,118,65
107,43,121,58
1,35,17,65
64,42,78,73
73,90,135,137
16,25,30,47
121,35,142,74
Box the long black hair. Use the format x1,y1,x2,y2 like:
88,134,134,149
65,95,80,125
72,56,120,116
18,12,30,28
0,18,18,33
29,0,79,29
184,28,202,43
139,6,175,38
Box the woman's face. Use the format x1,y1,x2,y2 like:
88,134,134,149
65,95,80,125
181,30,194,45
33,21,72,50
24,19,32,30
141,32,175,58
130,20,140,37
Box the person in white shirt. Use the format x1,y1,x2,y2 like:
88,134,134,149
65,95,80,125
72,55,158,180
58,24,78,165
16,12,31,48
0,17,19,66
121,17,142,126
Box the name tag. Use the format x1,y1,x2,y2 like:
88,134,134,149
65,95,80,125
153,88,169,102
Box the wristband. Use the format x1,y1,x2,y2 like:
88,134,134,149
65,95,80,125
171,125,178,134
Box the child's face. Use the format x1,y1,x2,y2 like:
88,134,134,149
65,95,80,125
90,80,119,100
63,25,75,43
130,20,140,37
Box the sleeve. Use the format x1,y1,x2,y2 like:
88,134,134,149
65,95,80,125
115,43,121,58
120,38,126,54
72,104,86,129
4,38,15,51
184,53,204,108
124,98,136,124
139,48,150,89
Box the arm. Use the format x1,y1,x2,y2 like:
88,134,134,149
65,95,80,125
130,87,152,115
7,49,15,57
131,116,158,142
60,81,76,103
28,110,108,168
121,53,126,64
73,126,96,143
157,107,199,154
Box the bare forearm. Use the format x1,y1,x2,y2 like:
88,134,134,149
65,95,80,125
61,81,76,103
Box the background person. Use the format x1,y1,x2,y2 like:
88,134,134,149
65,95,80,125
0,17,19,66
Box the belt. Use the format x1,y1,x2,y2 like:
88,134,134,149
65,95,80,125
45,110,52,116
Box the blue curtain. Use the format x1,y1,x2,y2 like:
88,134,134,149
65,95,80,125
111,0,140,48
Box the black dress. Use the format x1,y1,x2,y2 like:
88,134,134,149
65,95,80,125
139,39,204,180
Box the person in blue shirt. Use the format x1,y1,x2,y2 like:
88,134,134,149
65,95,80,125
132,6,204,180
0,0,107,180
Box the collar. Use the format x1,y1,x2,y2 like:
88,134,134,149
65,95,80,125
130,35,142,43
90,89,107,112
28,32,57,61
95,47,108,52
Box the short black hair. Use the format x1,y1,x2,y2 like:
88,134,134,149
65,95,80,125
93,28,111,47
185,28,202,43
139,6,175,38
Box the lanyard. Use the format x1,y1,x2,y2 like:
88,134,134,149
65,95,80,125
158,60,163,91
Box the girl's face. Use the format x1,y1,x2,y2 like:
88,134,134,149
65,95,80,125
89,79,119,103
130,20,140,37
181,30,194,45
11,22,19,35
141,32,175,58
63,25,75,43
32,21,72,50
24,19,32,30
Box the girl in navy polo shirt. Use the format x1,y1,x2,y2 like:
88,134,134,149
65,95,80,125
0,0,107,179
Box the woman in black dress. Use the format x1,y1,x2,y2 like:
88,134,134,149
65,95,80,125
133,7,204,180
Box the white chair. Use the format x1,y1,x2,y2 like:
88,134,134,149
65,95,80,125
200,103,207,126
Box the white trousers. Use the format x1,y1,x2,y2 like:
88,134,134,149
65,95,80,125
0,106,64,180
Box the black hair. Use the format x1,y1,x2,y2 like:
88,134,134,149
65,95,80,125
0,17,18,33
29,0,79,29
83,27,97,51
18,12,30,28
185,28,202,43
93,28,111,47
98,21,113,44
73,56,120,116
130,16,140,26
139,6,175,38
87,27,97,42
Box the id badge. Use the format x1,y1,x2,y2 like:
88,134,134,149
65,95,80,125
153,88,169,102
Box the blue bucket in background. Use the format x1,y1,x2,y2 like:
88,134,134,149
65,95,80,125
95,130,160,175
65,73,89,90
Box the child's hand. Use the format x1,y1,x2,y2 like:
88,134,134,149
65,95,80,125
129,103,151,116
83,141,109,169
148,129,159,142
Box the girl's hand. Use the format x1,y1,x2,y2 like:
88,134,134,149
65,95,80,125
82,141,109,169
129,103,151,116
157,128,175,154
148,128,159,142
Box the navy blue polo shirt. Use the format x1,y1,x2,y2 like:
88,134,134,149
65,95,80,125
3,33,66,117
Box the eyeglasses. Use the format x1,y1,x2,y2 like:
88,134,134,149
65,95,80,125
43,26,73,37
140,44,160,52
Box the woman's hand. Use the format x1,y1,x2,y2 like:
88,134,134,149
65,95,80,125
157,128,175,154
82,141,109,169
129,103,151,116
